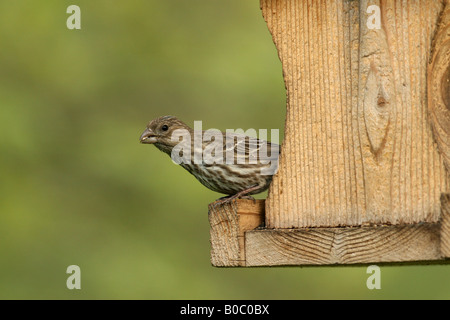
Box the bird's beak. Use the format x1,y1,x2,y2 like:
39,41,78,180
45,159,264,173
140,128,157,144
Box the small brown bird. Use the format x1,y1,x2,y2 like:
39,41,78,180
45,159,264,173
140,116,279,204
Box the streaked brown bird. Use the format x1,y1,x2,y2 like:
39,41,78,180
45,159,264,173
140,116,280,204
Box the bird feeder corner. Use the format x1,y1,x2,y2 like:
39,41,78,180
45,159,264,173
209,0,450,267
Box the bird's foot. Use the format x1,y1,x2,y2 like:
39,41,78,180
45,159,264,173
209,195,256,209
236,195,256,201
209,185,260,209
209,196,235,208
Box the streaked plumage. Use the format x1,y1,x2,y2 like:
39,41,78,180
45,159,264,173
140,116,279,203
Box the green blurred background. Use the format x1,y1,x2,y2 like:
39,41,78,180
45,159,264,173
0,0,448,300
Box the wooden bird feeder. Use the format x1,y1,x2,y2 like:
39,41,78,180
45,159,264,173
209,0,450,267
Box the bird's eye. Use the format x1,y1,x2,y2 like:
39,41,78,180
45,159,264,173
161,124,169,131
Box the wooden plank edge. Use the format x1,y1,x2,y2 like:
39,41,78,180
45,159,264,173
209,199,264,267
245,222,448,267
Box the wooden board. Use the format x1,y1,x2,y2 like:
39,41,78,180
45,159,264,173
246,224,441,266
209,197,449,267
261,0,450,229
209,199,264,267
428,0,450,174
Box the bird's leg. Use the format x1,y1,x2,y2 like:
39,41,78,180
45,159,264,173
212,185,260,206
237,195,256,201
216,194,255,202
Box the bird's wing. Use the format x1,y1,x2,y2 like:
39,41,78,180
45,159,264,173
223,132,280,164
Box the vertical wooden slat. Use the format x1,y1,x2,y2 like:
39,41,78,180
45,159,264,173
428,0,450,175
261,0,449,228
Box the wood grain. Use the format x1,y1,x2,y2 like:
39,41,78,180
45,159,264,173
209,201,240,267
246,223,442,266
209,197,449,267
441,194,450,258
428,0,450,174
209,199,264,267
261,0,450,228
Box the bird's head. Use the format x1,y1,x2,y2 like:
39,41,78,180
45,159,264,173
140,116,192,153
